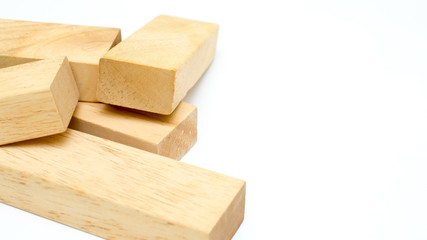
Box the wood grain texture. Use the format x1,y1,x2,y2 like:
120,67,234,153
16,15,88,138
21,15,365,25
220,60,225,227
98,15,219,114
0,19,121,102
0,57,79,145
69,101,197,160
0,129,245,240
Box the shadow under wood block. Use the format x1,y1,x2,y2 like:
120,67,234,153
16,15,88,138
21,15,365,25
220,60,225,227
0,57,79,145
0,19,121,102
97,15,219,114
0,55,40,68
69,101,197,160
0,129,245,240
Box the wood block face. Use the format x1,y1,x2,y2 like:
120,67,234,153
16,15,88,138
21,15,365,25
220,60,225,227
0,57,79,145
0,19,121,102
98,15,219,114
0,129,245,240
69,101,197,160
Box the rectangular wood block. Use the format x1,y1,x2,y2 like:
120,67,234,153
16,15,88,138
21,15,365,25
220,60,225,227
0,57,79,145
0,19,121,102
69,101,197,160
98,15,219,114
0,129,245,240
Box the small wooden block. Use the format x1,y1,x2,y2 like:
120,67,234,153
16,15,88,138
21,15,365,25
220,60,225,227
69,101,197,160
98,15,219,114
0,129,245,240
0,57,79,145
0,19,121,102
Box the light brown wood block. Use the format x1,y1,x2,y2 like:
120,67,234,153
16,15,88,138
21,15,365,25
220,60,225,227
0,129,245,240
0,57,79,145
69,101,197,160
98,15,219,114
0,19,121,102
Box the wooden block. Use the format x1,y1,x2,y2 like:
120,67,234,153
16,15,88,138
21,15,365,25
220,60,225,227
0,19,121,102
69,101,197,160
0,57,79,145
98,15,219,114
0,129,245,240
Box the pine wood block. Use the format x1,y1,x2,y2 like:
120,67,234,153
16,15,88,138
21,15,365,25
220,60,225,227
0,19,121,102
0,57,79,145
98,15,219,114
69,101,197,160
0,129,245,240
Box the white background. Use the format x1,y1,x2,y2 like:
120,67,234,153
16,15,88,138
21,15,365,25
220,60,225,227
1,0,427,239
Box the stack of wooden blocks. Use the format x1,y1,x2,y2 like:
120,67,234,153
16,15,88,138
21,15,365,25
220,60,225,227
0,15,245,240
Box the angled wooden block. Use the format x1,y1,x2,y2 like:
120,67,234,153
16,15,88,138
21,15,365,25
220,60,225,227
0,129,245,240
69,101,197,160
0,57,79,145
98,15,219,114
0,19,121,102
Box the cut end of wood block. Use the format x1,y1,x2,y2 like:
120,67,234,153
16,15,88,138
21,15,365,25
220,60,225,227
98,15,219,114
50,57,79,129
209,182,246,240
97,58,176,114
0,57,79,145
158,104,198,160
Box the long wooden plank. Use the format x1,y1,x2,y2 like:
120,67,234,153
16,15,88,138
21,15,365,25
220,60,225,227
0,129,245,240
69,101,197,160
98,15,218,114
0,57,78,145
0,19,121,102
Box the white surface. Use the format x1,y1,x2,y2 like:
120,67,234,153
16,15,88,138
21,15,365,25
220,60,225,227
1,0,427,239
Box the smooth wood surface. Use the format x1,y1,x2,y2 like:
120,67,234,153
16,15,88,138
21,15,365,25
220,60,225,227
69,101,197,160
0,57,79,145
98,15,219,114
0,129,245,240
0,19,121,102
